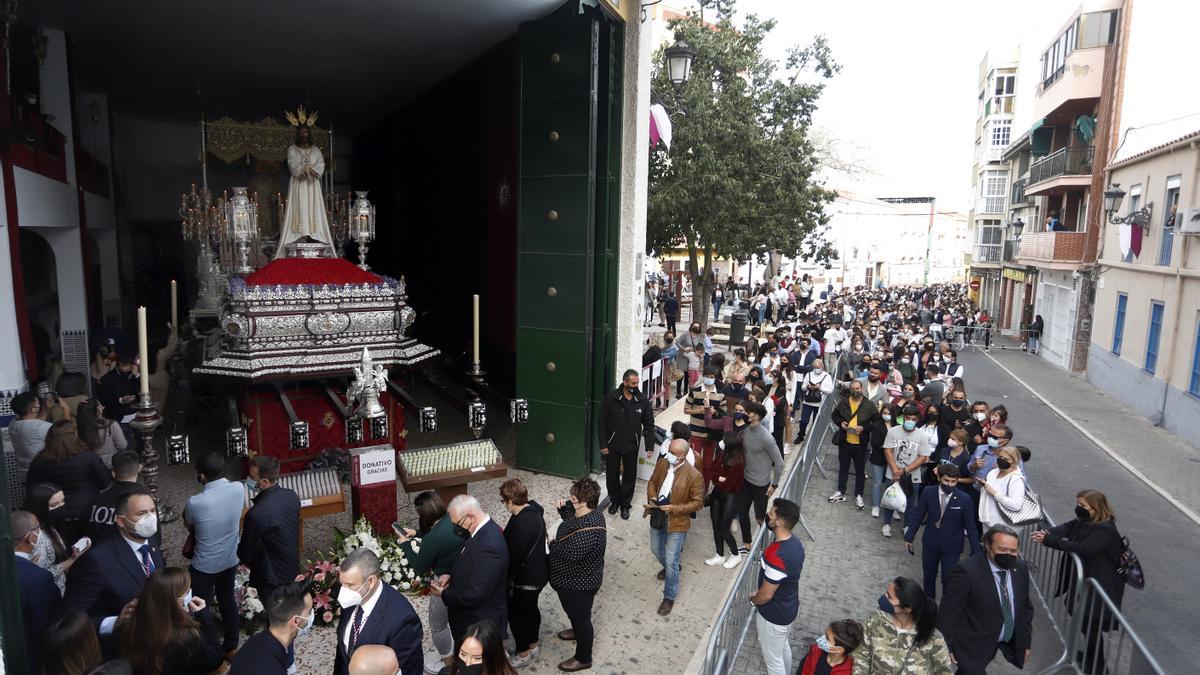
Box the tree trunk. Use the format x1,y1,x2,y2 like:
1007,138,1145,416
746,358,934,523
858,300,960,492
686,240,714,332
766,250,783,282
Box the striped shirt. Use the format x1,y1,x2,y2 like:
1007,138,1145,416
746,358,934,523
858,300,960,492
687,385,727,439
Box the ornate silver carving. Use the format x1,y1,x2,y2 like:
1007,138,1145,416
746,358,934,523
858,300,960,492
285,241,333,258
348,348,388,419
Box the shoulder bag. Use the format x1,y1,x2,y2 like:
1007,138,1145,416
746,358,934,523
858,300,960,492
996,474,1044,526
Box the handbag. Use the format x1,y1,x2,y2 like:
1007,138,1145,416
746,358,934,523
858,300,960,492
1117,536,1146,590
182,531,196,560
803,373,826,403
996,476,1044,526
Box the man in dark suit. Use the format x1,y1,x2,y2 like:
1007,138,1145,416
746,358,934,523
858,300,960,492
433,494,508,643
85,451,162,550
599,368,657,520
13,510,62,673
238,455,300,606
63,489,164,637
332,548,423,675
904,465,981,600
230,581,312,675
939,524,1035,675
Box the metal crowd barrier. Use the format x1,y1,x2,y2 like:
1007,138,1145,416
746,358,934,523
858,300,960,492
702,362,842,675
1041,578,1167,675
640,357,671,411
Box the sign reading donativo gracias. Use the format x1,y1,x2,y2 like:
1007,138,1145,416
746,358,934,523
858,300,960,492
351,444,397,487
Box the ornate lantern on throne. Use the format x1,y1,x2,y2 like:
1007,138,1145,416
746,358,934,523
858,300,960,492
350,191,376,270
226,187,259,274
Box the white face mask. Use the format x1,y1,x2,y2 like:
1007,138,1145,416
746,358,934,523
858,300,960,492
126,512,159,539
665,452,680,466
337,578,371,608
974,412,987,422
180,590,193,610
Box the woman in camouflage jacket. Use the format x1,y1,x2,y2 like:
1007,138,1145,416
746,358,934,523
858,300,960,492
853,577,954,675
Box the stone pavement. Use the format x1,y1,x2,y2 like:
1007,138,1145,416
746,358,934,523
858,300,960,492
983,347,1200,521
725,440,1061,674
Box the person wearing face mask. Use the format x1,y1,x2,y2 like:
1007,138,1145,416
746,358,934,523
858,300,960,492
441,619,519,675
22,482,85,594
334,547,424,675
866,399,895,518
435,495,509,645
936,392,971,457
976,446,1026,530
685,365,727,502
829,380,878,509
964,401,990,447
879,406,933,538
117,566,224,674
917,366,944,406
795,359,833,444
749,499,806,675
895,351,918,387
645,438,704,616
939,524,1034,675
1032,490,1124,675
548,477,605,672
184,452,248,658
230,581,315,675
599,369,657,520
24,420,112,544
902,465,981,601
855,577,953,674
968,424,1022,498
12,509,62,674
237,455,300,609
796,619,863,675
62,489,163,640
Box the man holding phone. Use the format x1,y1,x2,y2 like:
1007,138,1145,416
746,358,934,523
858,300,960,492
98,353,142,448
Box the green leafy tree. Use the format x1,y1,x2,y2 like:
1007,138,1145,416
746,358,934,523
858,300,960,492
648,2,840,328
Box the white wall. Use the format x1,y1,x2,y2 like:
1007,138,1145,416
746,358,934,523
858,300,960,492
39,29,76,184
0,176,28,391
1119,1,1200,138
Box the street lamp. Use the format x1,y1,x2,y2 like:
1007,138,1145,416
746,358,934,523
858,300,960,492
1104,183,1153,229
1008,217,1025,239
665,34,695,88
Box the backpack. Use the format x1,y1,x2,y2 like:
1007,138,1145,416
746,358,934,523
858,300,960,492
1116,536,1146,590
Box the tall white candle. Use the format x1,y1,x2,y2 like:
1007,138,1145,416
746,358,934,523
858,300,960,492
137,306,149,395
170,280,178,334
473,294,481,366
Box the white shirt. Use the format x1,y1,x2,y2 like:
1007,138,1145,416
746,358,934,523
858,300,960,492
823,327,846,353
342,578,384,649
470,514,492,538
657,459,684,500
978,468,1028,529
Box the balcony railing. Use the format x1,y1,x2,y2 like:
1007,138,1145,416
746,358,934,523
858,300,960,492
1017,231,1086,263
1011,177,1028,204
975,196,1006,214
1029,145,1094,185
974,244,1002,263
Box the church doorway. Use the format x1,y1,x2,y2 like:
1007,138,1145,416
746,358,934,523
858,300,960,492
18,229,59,382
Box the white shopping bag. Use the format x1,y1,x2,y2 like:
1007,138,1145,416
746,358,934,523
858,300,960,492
881,482,907,513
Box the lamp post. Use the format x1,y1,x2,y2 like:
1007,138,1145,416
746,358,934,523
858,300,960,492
226,187,258,275
350,191,376,270
1104,183,1154,229
664,34,696,88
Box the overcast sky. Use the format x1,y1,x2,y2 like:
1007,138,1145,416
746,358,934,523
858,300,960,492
728,0,1080,212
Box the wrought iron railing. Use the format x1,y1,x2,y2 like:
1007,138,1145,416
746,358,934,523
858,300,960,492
1011,177,1029,204
1029,146,1095,185
974,244,1002,263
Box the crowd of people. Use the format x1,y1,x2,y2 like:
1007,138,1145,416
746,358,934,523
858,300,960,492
633,281,1133,674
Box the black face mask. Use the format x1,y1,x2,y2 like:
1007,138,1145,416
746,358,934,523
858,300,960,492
939,483,955,495
455,661,484,675
996,458,1012,471
452,517,471,539
950,399,964,408
1074,505,1091,521
992,552,1017,570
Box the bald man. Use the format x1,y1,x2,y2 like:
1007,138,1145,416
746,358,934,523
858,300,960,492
349,644,399,675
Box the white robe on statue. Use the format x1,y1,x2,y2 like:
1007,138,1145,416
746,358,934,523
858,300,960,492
275,143,334,258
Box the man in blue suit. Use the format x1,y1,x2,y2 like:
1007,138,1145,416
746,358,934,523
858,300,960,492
433,494,508,643
13,510,62,673
332,547,423,675
63,488,165,636
903,464,981,600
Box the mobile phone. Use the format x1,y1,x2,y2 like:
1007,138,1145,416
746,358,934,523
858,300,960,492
908,547,915,556
73,537,91,555
391,522,404,534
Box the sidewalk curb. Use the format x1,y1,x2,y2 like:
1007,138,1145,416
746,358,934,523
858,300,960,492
982,351,1200,528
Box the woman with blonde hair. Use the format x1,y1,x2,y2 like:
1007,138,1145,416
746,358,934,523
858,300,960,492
976,445,1025,530
1033,490,1125,674
119,567,223,674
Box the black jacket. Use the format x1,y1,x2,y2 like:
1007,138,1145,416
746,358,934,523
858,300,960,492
936,405,972,452
939,553,1034,674
237,485,301,591
63,532,165,630
831,396,878,446
98,369,140,422
229,629,289,675
17,555,61,673
598,386,655,455
1044,518,1125,620
86,480,162,550
26,451,112,527
442,519,508,641
117,606,224,675
504,501,549,589
332,583,423,675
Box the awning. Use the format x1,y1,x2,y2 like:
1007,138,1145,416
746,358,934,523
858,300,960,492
1031,126,1053,155
1075,115,1096,145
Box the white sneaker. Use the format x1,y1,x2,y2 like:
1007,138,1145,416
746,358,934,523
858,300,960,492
871,507,880,518
827,491,846,503
855,495,865,509
881,524,892,538
704,554,726,567
723,553,743,569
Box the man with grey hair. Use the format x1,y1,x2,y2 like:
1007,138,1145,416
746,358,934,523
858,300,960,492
431,494,508,643
348,644,399,675
333,547,423,675
939,523,1034,674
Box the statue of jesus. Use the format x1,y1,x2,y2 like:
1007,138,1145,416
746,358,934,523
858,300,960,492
275,107,334,258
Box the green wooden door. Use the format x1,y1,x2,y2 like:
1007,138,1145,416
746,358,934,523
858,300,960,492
516,7,622,477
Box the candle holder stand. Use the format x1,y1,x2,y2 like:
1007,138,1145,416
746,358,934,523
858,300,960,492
130,392,178,523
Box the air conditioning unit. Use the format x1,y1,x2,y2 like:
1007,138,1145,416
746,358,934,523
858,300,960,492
1179,208,1200,235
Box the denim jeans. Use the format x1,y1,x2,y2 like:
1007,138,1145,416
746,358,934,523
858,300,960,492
869,462,886,508
649,528,687,601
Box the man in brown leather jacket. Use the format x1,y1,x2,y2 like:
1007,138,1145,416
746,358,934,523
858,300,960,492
644,438,704,616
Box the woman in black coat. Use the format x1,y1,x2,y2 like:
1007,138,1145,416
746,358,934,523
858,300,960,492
1033,489,1125,675
24,420,111,543
500,478,549,668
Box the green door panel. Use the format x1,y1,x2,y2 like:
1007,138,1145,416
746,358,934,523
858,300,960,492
517,254,589,330
520,96,597,177
515,327,589,404
516,400,589,477
519,177,593,254
521,19,597,101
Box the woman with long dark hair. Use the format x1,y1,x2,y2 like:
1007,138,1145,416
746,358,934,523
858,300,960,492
703,434,745,570
118,567,222,674
1033,490,1125,674
854,577,953,674
446,619,518,675
39,610,103,675
23,482,85,593
24,420,110,542
396,491,460,671
75,399,127,469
